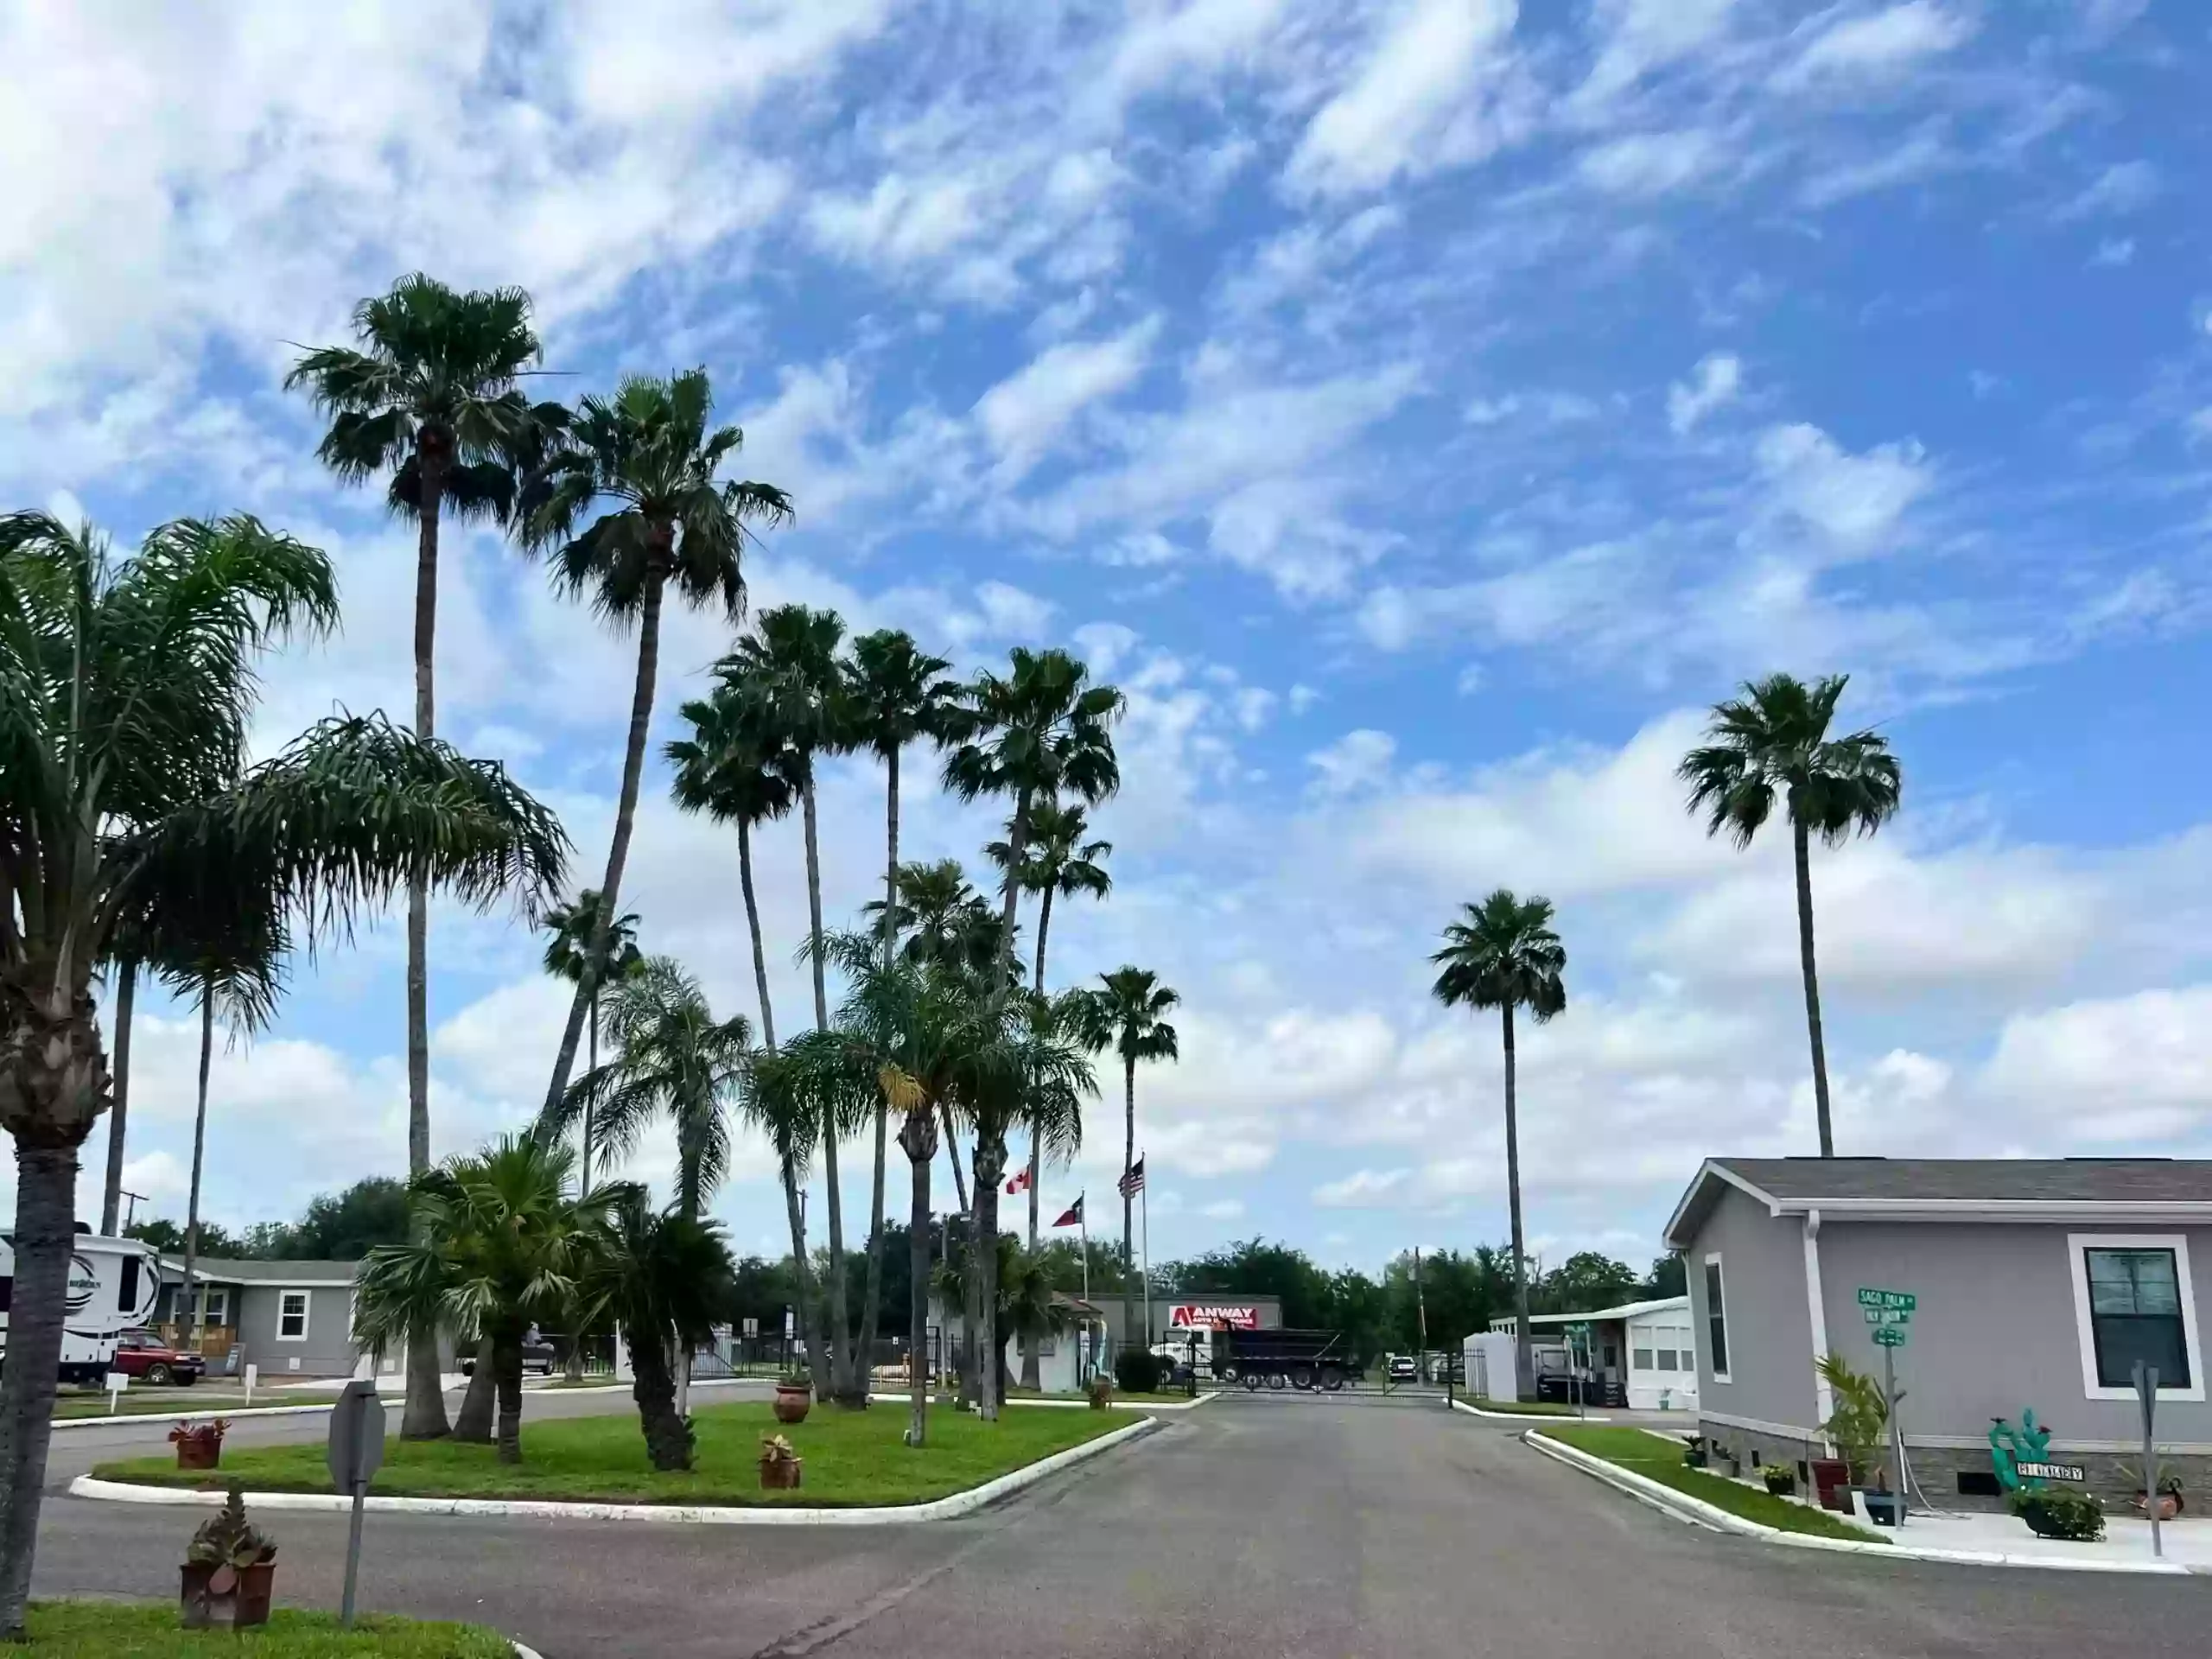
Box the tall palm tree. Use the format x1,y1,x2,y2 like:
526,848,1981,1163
95,908,163,1237
583,1189,735,1471
1429,890,1567,1402
1069,969,1179,1364
355,1137,612,1465
841,629,961,1390
525,368,791,1120
744,1037,844,1402
1677,673,1902,1158
286,276,550,1438
0,512,567,1632
714,604,858,1397
944,648,1123,951
988,802,1111,1389
539,889,643,1192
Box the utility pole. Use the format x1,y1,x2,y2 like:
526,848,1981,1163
1413,1247,1429,1374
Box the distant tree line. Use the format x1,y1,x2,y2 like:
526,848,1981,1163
124,1177,411,1262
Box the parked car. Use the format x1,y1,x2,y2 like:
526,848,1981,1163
1387,1355,1418,1382
460,1337,558,1377
110,1328,206,1387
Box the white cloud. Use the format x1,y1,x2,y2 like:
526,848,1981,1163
1199,1198,1249,1221
2089,238,2136,269
971,317,1160,480
1098,0,1287,110
1306,730,1397,799
1754,423,1931,550
1667,353,1743,435
1284,0,1524,198
972,580,1058,639
1981,987,2212,1147
1576,129,1719,198
1774,3,1974,91
1573,0,1738,109
2054,161,2159,222
1313,1168,1412,1208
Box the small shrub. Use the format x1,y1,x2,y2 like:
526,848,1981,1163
2011,1485,2105,1541
1086,1374,1115,1410
1760,1465,1797,1497
759,1433,799,1466
1115,1350,1162,1394
1682,1436,1708,1469
185,1485,276,1568
168,1420,230,1452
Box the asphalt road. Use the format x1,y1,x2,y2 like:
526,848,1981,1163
30,1387,2209,1657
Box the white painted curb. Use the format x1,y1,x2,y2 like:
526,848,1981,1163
512,1643,543,1658
53,1402,344,1431
865,1391,1217,1413
1449,1397,1611,1425
71,1414,1160,1527
1523,1429,2199,1576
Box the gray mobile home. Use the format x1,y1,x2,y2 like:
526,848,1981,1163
155,1257,362,1378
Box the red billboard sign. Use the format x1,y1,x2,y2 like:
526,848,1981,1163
1168,1303,1259,1330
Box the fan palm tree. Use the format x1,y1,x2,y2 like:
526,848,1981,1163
1068,967,1179,1337
0,511,567,1630
1677,673,1902,1158
1429,890,1567,1402
583,1189,735,1471
286,276,552,1436
355,1137,612,1465
841,628,961,1391
712,604,857,1395
539,889,644,1192
744,1036,846,1402
524,368,791,1121
94,909,162,1236
932,1234,1073,1402
943,647,1123,951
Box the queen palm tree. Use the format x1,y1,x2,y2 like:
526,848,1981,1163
713,605,859,1396
539,889,644,1192
355,1137,612,1465
744,1037,842,1402
841,629,961,1390
1429,890,1566,1402
583,1189,735,1471
0,511,567,1632
94,909,162,1236
1677,673,1901,1158
1069,969,1178,1364
525,368,791,1121
286,276,552,1437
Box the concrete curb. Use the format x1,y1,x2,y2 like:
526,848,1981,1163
69,1414,1160,1527
512,1643,543,1658
1523,1429,2200,1576
865,1391,1217,1412
52,1402,344,1431
1448,1397,1611,1425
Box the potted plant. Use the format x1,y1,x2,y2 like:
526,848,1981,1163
1809,1458,1852,1512
759,1433,804,1491
772,1375,812,1426
2117,1462,2184,1520
2011,1485,2105,1541
168,1419,230,1471
1760,1464,1797,1497
1087,1374,1115,1411
180,1486,277,1629
1681,1436,1707,1470
1861,1474,1903,1527
1817,1355,1889,1512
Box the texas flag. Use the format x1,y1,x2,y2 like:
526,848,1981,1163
1005,1166,1032,1196
1052,1196,1084,1228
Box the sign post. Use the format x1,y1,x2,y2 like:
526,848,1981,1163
1566,1322,1592,1419
1858,1287,1916,1529
243,1363,257,1408
103,1371,126,1416
2133,1362,2162,1560
326,1381,386,1627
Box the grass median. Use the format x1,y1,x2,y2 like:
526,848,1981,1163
1538,1425,1879,1543
17,1600,510,1656
95,1398,1130,1508
1457,1398,1576,1416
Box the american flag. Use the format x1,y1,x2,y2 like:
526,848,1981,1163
1117,1157,1146,1199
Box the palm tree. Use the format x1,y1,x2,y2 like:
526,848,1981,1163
287,276,551,1438
524,368,791,1121
95,908,164,1236
582,1189,735,1471
1429,889,1567,1402
0,511,567,1630
744,1037,843,1403
713,604,858,1397
944,647,1123,951
841,629,961,1395
355,1137,611,1464
932,1234,1073,1402
1069,969,1179,1366
539,889,644,1192
1677,673,1902,1158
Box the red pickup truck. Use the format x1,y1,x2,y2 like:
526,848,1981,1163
110,1328,207,1386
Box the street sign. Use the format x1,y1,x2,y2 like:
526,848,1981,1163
1856,1287,1916,1313
327,1382,386,1627
2014,1460,2086,1483
1872,1325,1908,1348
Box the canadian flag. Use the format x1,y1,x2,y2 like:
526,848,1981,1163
1005,1166,1032,1196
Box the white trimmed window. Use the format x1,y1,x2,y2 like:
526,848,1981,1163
1702,1255,1731,1382
277,1290,310,1342
2067,1234,2203,1402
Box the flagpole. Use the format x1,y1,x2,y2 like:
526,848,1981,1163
1141,1159,1151,1357
1080,1198,1090,1384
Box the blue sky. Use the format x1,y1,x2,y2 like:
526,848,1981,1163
6,0,2210,1274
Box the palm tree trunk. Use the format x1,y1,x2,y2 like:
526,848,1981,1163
972,1138,1004,1421
629,1326,692,1471
782,1160,832,1399
941,1108,969,1213
1122,1052,1136,1370
0,1143,80,1636
542,569,664,1116
403,466,450,1442
899,1109,936,1446
996,786,1032,949
1793,817,1835,1159
1503,1003,1533,1402
565,1001,596,1383
99,958,135,1235
801,772,855,1403
179,986,213,1354
1017,886,1054,1392
492,1326,524,1465
739,817,777,1052
454,1338,496,1442
858,747,900,1404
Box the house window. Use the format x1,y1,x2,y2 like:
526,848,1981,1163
2067,1234,2205,1403
1656,1348,1680,1372
2086,1249,2188,1389
277,1292,310,1341
118,1255,140,1312
1703,1255,1731,1381
186,1287,229,1328
1631,1346,1653,1370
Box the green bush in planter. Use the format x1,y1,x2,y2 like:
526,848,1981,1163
2010,1486,2105,1541
1114,1350,1163,1394
1759,1465,1797,1497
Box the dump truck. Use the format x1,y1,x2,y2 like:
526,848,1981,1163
1211,1326,1363,1392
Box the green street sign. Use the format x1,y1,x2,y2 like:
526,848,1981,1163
1872,1325,1908,1348
1857,1287,1916,1313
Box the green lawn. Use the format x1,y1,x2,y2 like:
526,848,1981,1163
1539,1426,1878,1543
95,1399,1128,1507
54,1392,256,1421
1459,1397,1576,1416
16,1601,509,1656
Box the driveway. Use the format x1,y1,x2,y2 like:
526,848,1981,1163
32,1387,2208,1657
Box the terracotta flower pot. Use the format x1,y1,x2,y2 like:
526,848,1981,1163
180,1560,275,1629
772,1382,812,1425
759,1455,804,1491
2134,1491,2182,1521
175,1439,221,1471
